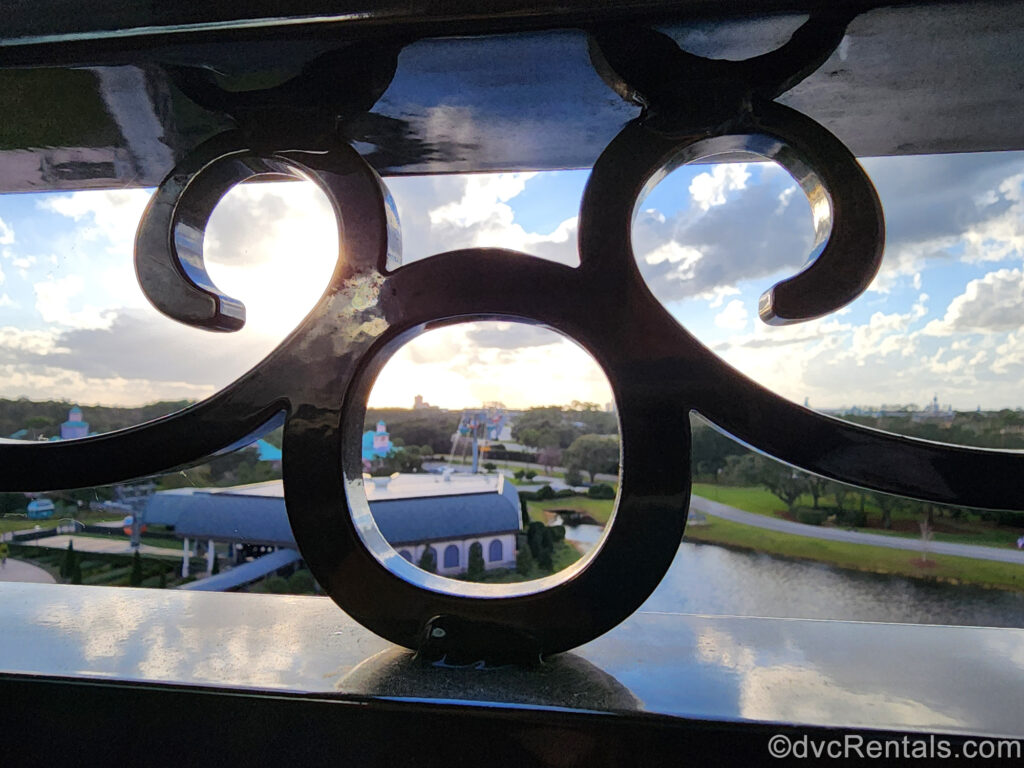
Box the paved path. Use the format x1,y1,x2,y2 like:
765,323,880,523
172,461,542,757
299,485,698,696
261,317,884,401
25,535,181,559
690,496,1024,565
0,558,56,583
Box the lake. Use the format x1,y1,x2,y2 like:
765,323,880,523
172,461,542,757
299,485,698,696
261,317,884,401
564,524,1024,628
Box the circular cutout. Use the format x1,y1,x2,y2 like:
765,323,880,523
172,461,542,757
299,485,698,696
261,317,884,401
355,321,620,595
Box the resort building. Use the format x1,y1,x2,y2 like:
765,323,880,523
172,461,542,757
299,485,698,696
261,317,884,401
144,472,521,586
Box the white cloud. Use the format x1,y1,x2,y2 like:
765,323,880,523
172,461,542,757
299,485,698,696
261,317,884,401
369,322,613,409
0,326,66,357
923,268,1024,336
0,217,13,245
33,274,115,330
0,293,14,308
11,255,35,277
689,164,750,211
706,286,741,308
429,173,536,229
40,189,152,252
714,299,749,331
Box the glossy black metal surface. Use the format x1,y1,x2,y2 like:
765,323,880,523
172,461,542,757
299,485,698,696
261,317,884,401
2,3,1024,189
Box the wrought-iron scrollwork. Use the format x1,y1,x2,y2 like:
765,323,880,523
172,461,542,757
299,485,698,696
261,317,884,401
3,15,1023,661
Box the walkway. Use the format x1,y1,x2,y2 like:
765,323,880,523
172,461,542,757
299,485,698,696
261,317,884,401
24,535,181,559
0,559,56,583
689,496,1024,565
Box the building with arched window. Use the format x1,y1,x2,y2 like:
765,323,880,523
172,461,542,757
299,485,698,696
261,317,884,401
147,472,521,581
366,473,520,576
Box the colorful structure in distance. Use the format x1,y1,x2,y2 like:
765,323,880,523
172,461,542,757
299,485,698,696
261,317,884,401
362,421,393,466
59,406,90,439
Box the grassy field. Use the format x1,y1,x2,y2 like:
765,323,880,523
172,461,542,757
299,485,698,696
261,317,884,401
0,512,124,534
685,516,1024,592
690,483,1024,549
526,497,615,525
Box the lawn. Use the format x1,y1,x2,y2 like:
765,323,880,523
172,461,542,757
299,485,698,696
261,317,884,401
526,496,615,525
0,510,125,534
690,483,1024,549
685,516,1024,592
691,483,789,517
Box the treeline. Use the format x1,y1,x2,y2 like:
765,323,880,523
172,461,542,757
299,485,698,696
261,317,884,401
691,409,1024,480
511,402,616,449
365,407,460,455
841,409,1024,449
690,416,1024,529
0,398,195,439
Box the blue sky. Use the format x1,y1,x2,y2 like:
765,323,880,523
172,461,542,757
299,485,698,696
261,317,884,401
1,150,1023,412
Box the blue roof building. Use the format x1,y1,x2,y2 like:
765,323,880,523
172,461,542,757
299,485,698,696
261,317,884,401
145,474,521,581
60,405,90,440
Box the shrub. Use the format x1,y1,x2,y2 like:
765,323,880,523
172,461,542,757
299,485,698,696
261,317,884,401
554,488,575,498
587,483,615,500
418,547,437,573
130,550,143,587
796,509,827,526
526,522,554,571
514,469,526,480
535,485,555,501
482,462,496,471
60,540,75,579
265,576,290,594
565,467,583,486
288,569,315,593
549,525,566,542
837,508,867,528
467,542,485,579
518,490,537,501
516,544,534,576
524,470,537,480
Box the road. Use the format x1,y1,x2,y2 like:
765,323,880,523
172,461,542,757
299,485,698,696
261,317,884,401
689,495,1024,565
0,558,56,583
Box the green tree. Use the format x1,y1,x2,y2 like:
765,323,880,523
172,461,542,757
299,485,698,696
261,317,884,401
60,540,75,579
265,576,289,593
742,455,807,513
870,491,901,529
467,542,485,579
520,496,530,530
563,435,619,482
537,446,562,474
516,542,534,576
418,547,437,573
526,522,554,571
806,476,829,509
130,550,143,586
288,569,315,593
